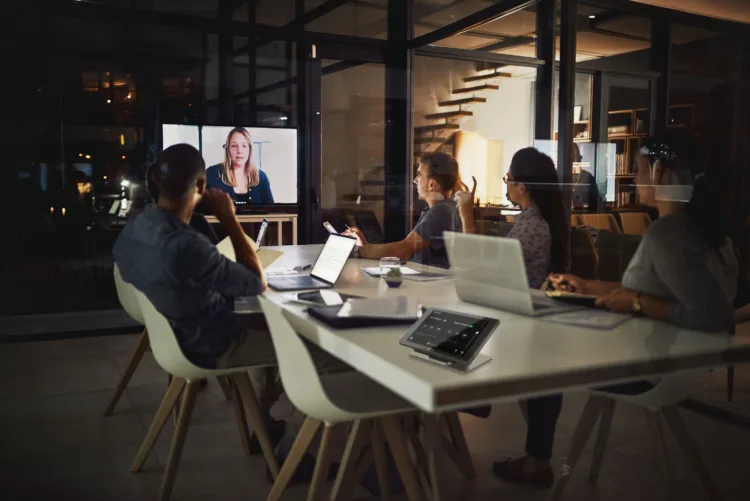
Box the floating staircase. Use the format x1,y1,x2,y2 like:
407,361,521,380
414,68,511,160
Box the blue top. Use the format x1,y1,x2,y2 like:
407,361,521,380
113,207,264,367
205,164,274,204
412,199,462,269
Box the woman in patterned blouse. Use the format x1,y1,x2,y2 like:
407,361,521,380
456,147,569,488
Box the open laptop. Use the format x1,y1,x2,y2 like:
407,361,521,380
444,231,576,316
267,234,356,291
256,218,269,247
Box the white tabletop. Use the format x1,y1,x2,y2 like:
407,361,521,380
261,245,750,413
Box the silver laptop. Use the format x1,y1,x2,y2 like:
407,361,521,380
444,231,575,316
267,234,356,291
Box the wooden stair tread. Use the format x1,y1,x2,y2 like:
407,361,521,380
452,84,499,94
414,137,447,144
463,72,512,83
424,110,473,120
414,123,460,133
438,97,487,106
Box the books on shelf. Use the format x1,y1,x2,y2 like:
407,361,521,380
615,153,629,174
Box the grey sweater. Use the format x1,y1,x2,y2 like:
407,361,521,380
622,209,738,333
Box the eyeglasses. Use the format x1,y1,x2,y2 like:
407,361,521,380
503,175,516,184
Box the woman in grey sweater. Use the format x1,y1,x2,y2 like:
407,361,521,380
493,129,739,488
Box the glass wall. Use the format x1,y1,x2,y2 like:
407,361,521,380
321,61,387,243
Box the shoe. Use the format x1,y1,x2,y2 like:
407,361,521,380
249,420,286,455
492,457,554,488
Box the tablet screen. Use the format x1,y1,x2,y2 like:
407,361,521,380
403,309,496,360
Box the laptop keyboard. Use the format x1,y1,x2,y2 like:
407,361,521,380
284,276,315,285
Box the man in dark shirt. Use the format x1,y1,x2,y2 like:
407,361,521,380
343,152,462,268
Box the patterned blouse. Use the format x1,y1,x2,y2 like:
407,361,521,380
507,205,552,290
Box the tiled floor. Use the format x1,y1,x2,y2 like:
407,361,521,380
1,334,749,501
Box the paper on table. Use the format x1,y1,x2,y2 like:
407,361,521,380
402,272,451,282
337,296,422,319
541,309,632,329
216,235,283,269
361,266,421,276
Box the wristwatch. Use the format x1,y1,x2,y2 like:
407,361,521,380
632,293,643,314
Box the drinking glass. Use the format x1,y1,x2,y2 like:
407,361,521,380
379,257,400,275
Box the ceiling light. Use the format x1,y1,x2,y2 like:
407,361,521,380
279,116,288,121
589,15,596,19
85,154,91,159
127,93,132,99
78,153,83,157
106,99,111,103
121,155,127,160
103,176,108,180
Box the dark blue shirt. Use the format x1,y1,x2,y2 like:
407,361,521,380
205,164,274,204
113,207,264,367
412,199,462,269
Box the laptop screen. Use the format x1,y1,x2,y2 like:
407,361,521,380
311,235,356,284
256,219,268,247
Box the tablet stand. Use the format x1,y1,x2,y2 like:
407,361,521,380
409,352,492,372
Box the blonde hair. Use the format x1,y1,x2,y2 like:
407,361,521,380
221,127,259,189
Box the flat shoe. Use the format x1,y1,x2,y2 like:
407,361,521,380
492,457,554,489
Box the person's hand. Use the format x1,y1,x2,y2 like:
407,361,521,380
548,273,586,294
454,176,478,215
595,288,638,313
202,189,236,224
342,226,367,247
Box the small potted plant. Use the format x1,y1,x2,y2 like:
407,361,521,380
384,267,403,288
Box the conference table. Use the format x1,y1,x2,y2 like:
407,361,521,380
253,244,750,500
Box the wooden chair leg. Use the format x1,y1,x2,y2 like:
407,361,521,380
403,414,433,498
371,420,391,501
158,380,199,501
228,377,251,455
307,424,336,501
104,328,149,416
266,417,321,501
423,414,442,501
548,396,606,501
644,410,675,501
588,398,616,484
217,375,234,400
232,372,280,479
441,412,476,480
131,376,186,472
661,405,724,501
331,419,371,501
381,415,425,501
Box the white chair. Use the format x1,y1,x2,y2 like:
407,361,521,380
549,370,724,501
258,296,426,501
132,287,280,501
105,265,150,416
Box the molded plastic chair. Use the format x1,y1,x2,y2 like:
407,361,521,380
258,296,424,501
619,212,651,236
550,370,724,501
105,265,150,416
571,214,584,227
132,288,280,501
581,213,621,234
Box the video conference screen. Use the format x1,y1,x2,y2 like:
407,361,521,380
162,124,298,204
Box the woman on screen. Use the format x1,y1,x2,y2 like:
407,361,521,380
205,127,275,204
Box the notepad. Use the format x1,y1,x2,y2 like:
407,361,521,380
361,266,421,277
216,235,283,269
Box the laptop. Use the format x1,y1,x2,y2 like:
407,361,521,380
256,218,269,247
267,234,356,291
444,231,576,317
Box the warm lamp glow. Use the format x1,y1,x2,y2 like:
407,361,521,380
85,154,91,159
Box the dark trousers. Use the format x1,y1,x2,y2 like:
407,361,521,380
525,381,655,461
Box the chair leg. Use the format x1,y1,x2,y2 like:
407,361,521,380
331,419,372,501
228,377,251,456
441,412,476,480
130,376,186,472
158,380,199,501
588,398,616,484
307,424,336,501
661,405,724,501
548,396,606,501
371,420,391,501
519,400,529,424
266,417,321,501
381,414,426,501
423,414,442,501
231,372,280,479
644,409,675,501
403,415,432,499
217,375,233,400
104,328,149,416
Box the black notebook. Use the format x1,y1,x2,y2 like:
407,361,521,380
306,304,420,329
